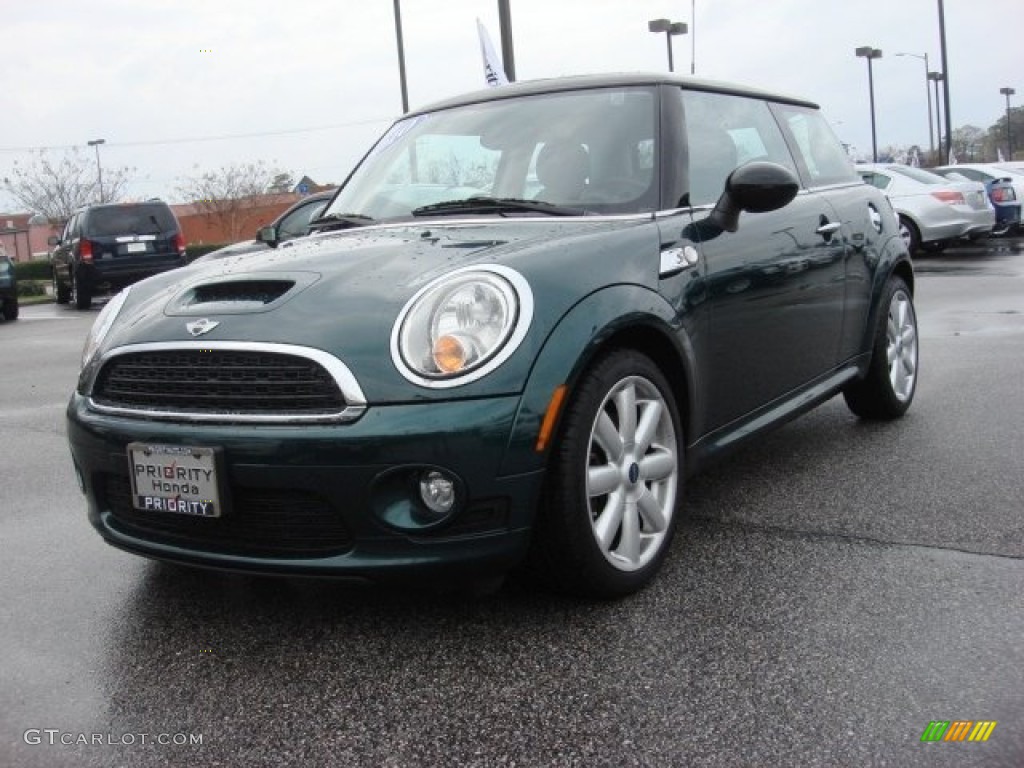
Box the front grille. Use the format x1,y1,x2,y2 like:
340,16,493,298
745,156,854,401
99,474,353,558
92,349,346,417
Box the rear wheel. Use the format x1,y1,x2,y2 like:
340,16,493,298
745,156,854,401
898,215,920,254
843,276,918,419
2,299,17,321
53,269,70,304
530,349,683,598
71,269,92,310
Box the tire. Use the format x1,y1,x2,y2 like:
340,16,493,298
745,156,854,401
898,215,920,254
530,349,683,598
53,270,70,305
843,277,918,420
2,300,17,321
71,269,92,310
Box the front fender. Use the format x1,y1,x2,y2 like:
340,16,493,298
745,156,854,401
499,284,696,477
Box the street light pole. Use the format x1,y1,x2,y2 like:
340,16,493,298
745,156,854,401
87,138,105,203
690,0,696,75
392,0,409,113
937,0,953,163
896,52,934,159
1000,87,1016,160
497,0,516,82
855,47,883,162
648,18,687,73
928,71,945,162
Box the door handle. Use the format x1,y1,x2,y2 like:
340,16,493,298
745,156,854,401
815,221,842,236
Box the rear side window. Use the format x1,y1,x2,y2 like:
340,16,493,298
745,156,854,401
679,89,798,207
85,204,178,236
774,105,858,187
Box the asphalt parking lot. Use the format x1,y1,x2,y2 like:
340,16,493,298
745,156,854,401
1,237,1022,767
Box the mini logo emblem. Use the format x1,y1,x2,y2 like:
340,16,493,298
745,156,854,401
628,463,640,485
186,318,220,337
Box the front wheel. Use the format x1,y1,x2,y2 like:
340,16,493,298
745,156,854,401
530,349,683,598
2,299,17,321
843,277,918,420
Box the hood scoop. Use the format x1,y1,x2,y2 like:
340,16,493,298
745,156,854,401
165,271,320,316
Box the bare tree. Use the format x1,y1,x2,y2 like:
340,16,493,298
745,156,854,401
176,161,285,242
2,148,133,223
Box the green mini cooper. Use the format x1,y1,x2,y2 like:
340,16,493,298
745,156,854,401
67,74,917,597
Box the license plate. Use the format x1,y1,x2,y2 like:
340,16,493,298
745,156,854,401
128,443,223,517
125,242,147,253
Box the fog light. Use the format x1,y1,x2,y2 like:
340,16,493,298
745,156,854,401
419,470,456,516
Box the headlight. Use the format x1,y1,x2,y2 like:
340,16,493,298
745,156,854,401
391,265,533,388
81,287,131,367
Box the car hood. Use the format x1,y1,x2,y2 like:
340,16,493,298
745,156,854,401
194,239,270,261
93,218,662,402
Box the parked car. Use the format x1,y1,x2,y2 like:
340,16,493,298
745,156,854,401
931,164,1022,235
50,201,187,309
856,163,994,252
67,73,916,597
193,190,335,262
0,253,18,321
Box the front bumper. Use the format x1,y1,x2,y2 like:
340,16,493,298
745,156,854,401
67,393,543,583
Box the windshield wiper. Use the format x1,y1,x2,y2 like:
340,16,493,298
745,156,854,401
309,212,375,231
411,196,587,217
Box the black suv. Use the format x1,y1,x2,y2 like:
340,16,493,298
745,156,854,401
50,201,187,309
0,253,18,321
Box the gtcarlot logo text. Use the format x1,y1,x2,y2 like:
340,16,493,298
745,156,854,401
23,729,203,747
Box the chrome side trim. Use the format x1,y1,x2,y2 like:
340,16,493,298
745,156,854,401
85,341,367,425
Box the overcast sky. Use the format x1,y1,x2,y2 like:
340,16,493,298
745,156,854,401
2,0,1021,210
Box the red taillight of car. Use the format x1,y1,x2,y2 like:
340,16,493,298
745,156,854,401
79,239,94,263
931,190,965,206
990,187,1014,203
173,233,186,255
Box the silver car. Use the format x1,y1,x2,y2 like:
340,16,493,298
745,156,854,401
857,163,993,253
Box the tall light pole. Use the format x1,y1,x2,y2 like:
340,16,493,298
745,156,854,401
497,0,516,82
690,0,696,75
896,52,934,159
937,0,953,164
87,138,105,203
1000,87,1016,160
392,0,409,113
648,18,688,73
855,47,883,162
928,71,945,162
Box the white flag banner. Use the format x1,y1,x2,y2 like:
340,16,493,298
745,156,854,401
477,19,508,87
997,147,1006,162
948,149,958,165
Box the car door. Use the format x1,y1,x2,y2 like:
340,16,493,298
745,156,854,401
772,103,883,362
668,89,848,432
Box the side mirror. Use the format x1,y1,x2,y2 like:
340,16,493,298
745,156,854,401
709,161,800,233
47,235,60,246
256,226,279,248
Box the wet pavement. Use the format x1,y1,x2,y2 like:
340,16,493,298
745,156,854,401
2,236,1022,767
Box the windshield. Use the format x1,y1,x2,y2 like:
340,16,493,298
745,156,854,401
87,204,178,236
324,86,659,221
888,166,949,185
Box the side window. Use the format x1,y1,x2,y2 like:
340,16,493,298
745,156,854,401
680,90,798,207
858,171,890,191
278,200,328,240
774,104,858,187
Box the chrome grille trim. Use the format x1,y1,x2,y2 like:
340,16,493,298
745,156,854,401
85,341,367,425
